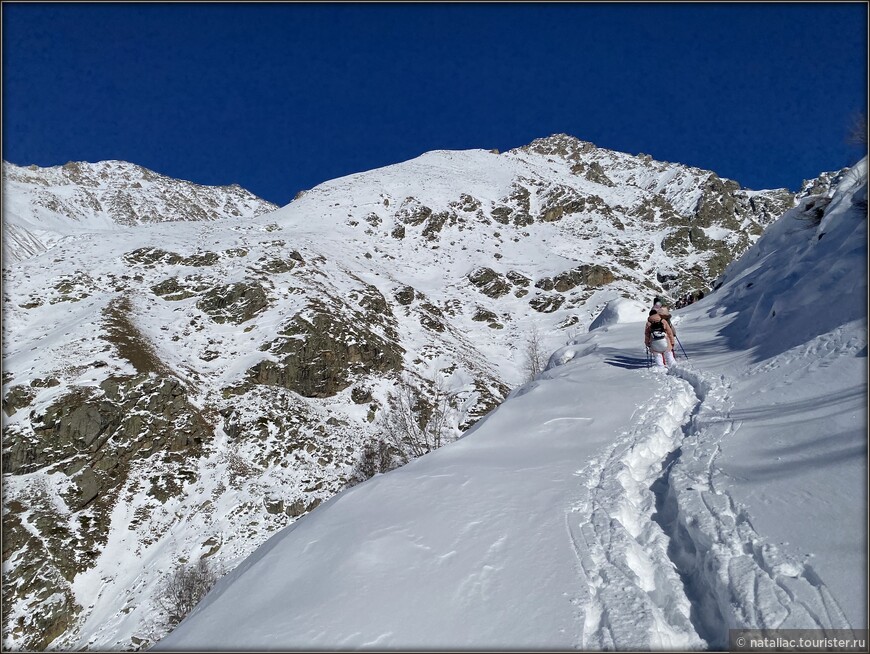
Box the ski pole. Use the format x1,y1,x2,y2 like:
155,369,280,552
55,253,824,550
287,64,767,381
675,335,689,359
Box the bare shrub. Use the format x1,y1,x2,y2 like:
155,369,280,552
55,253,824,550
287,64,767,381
353,438,395,482
523,324,548,382
222,448,259,487
157,558,221,629
379,373,454,463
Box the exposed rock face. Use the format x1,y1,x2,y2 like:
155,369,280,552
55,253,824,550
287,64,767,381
796,167,849,199
248,309,404,398
491,183,532,226
196,281,270,324
152,275,212,300
506,271,531,287
744,190,795,228
552,265,615,292
538,185,591,222
472,307,499,323
2,374,211,651
468,267,512,298
125,246,183,267
396,197,433,226
421,211,453,239
450,193,481,213
571,160,615,186
529,294,566,313
520,133,597,160
693,174,743,229
3,385,36,417
394,285,417,305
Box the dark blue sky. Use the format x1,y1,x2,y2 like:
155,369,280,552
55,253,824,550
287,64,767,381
3,3,867,205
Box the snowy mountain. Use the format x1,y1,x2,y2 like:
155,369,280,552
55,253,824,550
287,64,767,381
2,160,277,263
0,135,830,650
157,156,868,650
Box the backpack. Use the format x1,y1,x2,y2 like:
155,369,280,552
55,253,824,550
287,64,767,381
649,320,667,340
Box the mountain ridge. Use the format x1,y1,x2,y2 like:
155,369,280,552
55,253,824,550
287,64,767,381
2,159,278,264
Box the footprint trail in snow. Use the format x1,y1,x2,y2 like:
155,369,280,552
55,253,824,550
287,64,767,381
569,362,853,650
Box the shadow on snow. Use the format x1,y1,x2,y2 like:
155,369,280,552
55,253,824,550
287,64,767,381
604,354,651,370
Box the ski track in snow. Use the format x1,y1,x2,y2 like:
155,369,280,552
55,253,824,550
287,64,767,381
569,371,703,650
569,356,854,649
663,366,853,648
566,356,850,650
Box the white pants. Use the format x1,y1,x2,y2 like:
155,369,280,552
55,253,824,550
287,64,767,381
653,349,676,367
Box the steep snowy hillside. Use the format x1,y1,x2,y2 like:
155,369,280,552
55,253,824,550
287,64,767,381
158,157,867,650
2,135,812,650
2,160,277,263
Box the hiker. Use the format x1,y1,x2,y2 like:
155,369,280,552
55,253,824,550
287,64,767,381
645,310,676,368
652,296,675,334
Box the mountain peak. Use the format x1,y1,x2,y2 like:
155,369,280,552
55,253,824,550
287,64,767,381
2,160,278,264
515,133,599,160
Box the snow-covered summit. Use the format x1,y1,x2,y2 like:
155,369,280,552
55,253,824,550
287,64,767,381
2,160,277,263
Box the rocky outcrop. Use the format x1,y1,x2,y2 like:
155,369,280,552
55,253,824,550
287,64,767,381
554,265,615,291
396,197,433,226
539,185,588,222
125,246,184,267
506,271,531,287
450,193,482,213
394,285,417,306
529,294,565,313
2,373,211,650
3,385,37,416
196,281,270,324
744,189,796,229
693,174,744,229
491,183,532,226
571,160,615,186
3,506,80,652
247,309,404,398
519,133,597,161
421,211,452,240
468,267,511,298
472,307,503,329
796,168,848,199
535,265,615,294
152,275,212,300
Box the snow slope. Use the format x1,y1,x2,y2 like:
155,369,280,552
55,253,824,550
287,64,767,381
158,158,867,649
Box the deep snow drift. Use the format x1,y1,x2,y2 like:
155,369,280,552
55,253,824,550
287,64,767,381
158,161,867,650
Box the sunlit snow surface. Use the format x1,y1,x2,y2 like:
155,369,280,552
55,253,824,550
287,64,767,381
158,159,867,649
